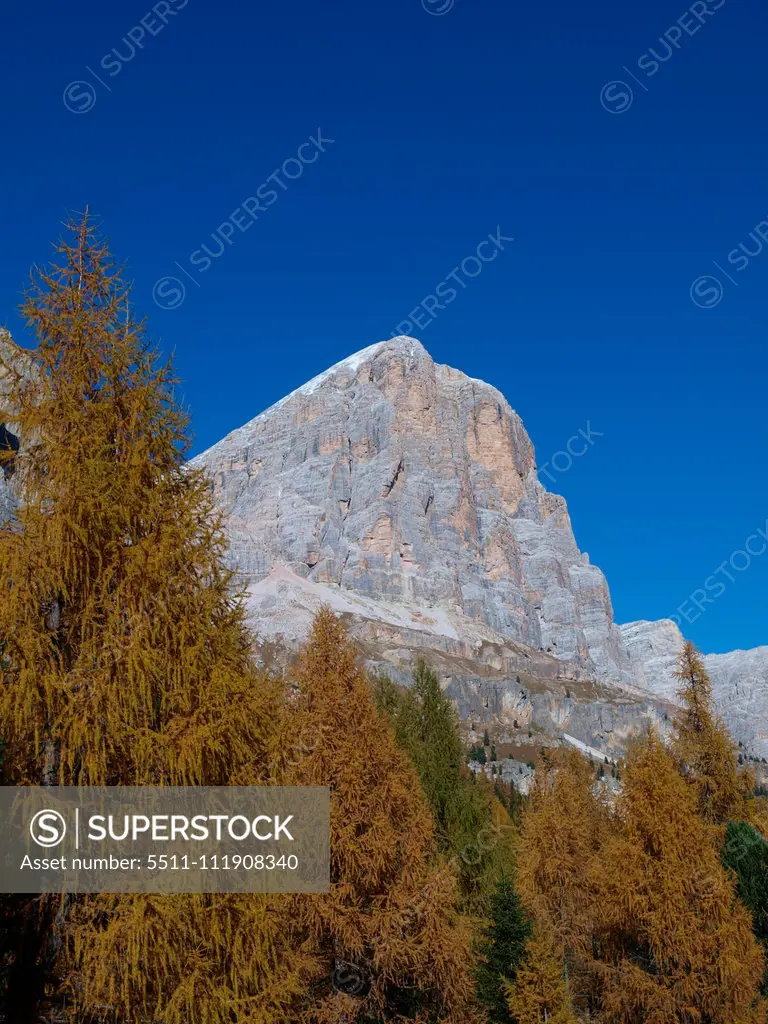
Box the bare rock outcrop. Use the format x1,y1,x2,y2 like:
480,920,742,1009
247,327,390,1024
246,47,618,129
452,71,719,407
620,619,768,760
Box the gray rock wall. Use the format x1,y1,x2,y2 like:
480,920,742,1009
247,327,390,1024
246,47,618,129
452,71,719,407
193,336,636,688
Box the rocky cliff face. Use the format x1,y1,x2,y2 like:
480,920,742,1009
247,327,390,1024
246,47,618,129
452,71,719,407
620,619,768,760
192,336,767,759
193,336,635,685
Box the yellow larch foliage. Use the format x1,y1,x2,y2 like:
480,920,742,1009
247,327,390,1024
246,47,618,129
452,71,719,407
0,213,282,788
282,608,480,1024
593,732,767,1024
0,215,308,1023
515,747,607,991
674,640,750,825
505,926,578,1024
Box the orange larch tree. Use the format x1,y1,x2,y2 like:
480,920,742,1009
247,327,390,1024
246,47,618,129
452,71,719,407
0,214,308,1024
513,747,607,1015
593,732,767,1023
673,640,749,825
282,608,480,1024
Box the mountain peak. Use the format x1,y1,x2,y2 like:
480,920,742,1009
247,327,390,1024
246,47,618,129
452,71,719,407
192,340,768,760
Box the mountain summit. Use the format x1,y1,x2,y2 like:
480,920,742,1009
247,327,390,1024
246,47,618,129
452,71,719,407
194,337,767,760
193,337,632,679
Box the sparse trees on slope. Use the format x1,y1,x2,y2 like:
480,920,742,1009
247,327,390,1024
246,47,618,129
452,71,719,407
593,733,767,1023
0,215,303,1023
285,610,479,1024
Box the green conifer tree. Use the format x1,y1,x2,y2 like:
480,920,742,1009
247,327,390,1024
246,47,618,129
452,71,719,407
374,659,510,910
475,877,531,1023
723,820,768,994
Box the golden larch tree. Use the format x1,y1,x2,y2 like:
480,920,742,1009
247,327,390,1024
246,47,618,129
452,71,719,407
0,215,309,1023
673,640,749,825
506,926,578,1024
593,732,767,1023
513,747,607,1014
282,608,480,1024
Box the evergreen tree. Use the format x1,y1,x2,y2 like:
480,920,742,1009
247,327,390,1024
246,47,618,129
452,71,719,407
374,660,511,911
0,215,301,1023
483,729,491,748
593,732,767,1023
723,820,768,994
475,877,531,1023
285,610,478,1023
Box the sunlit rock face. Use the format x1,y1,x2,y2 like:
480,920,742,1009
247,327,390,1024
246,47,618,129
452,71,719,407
192,336,768,758
620,619,768,760
193,336,640,690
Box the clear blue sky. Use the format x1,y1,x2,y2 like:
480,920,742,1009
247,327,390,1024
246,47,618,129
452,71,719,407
1,0,766,654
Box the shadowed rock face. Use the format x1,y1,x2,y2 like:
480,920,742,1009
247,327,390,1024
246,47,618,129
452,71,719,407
0,328,22,521
193,336,635,688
